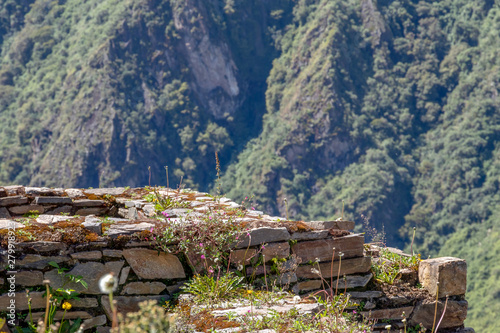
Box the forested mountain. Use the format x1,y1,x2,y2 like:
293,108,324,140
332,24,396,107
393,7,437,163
1,0,499,330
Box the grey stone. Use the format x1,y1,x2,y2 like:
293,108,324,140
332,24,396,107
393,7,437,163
71,251,102,260
66,189,85,198
17,254,71,269
18,241,68,253
127,207,139,219
291,234,365,263
29,311,92,322
0,195,28,206
82,221,102,235
3,185,24,195
36,215,75,224
84,188,126,196
235,227,290,248
0,291,45,310
347,291,383,299
296,256,371,279
410,300,468,329
335,273,373,289
142,204,156,217
0,219,25,229
82,315,108,329
103,249,123,258
123,248,186,279
75,207,108,216
361,306,414,320
262,242,290,262
290,230,329,241
0,207,11,218
101,295,168,320
166,281,187,295
9,204,45,215
45,205,73,215
269,272,297,285
419,257,467,298
69,297,99,308
25,187,64,196
96,327,111,333
0,188,6,197
305,220,355,230
15,271,44,286
73,199,106,207
212,302,321,318
105,222,155,237
119,266,130,285
34,196,73,205
121,281,167,295
44,261,124,294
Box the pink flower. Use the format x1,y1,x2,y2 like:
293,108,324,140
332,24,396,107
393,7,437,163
162,211,169,217
208,267,214,274
245,197,248,199
251,207,255,210
201,254,206,259
150,227,154,233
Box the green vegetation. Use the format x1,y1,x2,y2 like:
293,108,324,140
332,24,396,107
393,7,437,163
1,0,500,330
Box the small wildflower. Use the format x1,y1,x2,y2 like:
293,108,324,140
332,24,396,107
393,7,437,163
247,290,253,294
385,325,391,331
99,273,118,294
201,254,206,259
237,264,244,271
199,243,203,247
62,302,72,310
311,268,320,275
251,207,255,210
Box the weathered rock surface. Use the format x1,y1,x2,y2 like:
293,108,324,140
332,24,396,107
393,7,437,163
123,248,186,279
44,261,124,294
121,281,167,295
15,271,43,286
410,300,468,328
235,227,290,248
419,257,467,298
296,256,371,279
291,234,364,262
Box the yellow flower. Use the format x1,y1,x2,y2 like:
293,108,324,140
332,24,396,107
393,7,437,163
246,290,253,295
62,302,72,310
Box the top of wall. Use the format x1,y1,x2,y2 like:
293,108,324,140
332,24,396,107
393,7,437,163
0,185,354,248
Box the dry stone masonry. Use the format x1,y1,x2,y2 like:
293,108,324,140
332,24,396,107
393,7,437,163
0,186,474,332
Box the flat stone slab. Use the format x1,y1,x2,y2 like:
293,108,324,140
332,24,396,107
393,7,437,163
347,291,383,299
361,306,414,320
8,204,45,215
0,195,28,206
34,196,73,205
25,187,64,196
36,215,76,224
70,251,102,260
84,188,126,196
105,222,155,237
0,219,25,229
73,199,106,207
44,261,124,294
305,220,355,230
235,227,290,248
296,256,371,279
410,300,468,328
290,230,329,241
101,295,167,320
123,248,186,279
0,291,45,310
419,257,467,298
121,281,167,295
14,271,44,286
291,234,364,262
17,241,68,253
212,302,322,318
262,242,290,262
18,254,70,269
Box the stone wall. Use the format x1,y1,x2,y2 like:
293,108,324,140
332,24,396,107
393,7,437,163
0,186,473,332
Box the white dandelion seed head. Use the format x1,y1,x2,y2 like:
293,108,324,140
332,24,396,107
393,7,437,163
99,273,118,294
